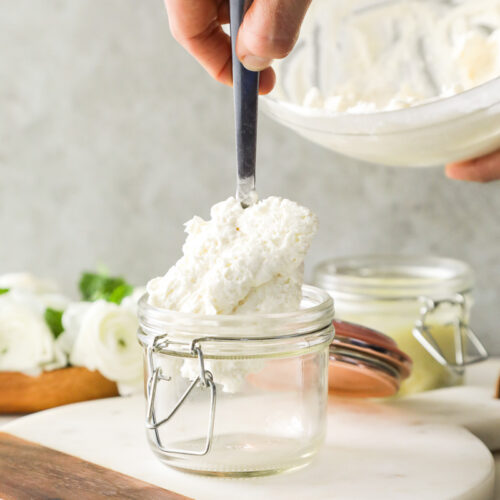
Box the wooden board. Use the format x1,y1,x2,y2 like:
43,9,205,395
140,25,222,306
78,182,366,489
0,367,119,413
0,432,190,500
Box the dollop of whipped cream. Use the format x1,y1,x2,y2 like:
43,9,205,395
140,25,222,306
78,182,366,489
147,196,318,393
147,196,318,315
274,0,500,113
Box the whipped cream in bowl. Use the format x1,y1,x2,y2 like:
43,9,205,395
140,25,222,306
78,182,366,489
262,0,500,166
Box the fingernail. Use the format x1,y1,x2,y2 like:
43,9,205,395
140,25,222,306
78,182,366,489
241,55,273,71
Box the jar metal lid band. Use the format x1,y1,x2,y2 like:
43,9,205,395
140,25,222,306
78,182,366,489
412,293,488,375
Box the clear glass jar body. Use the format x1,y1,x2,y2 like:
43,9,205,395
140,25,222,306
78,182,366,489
138,286,334,477
314,255,486,396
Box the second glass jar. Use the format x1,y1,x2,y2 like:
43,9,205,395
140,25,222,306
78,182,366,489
314,255,487,396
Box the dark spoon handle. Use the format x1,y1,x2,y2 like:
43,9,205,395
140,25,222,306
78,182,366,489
229,0,259,206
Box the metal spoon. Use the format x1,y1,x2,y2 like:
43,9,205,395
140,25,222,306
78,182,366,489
229,0,259,208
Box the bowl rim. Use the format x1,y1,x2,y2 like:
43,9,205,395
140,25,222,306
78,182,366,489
261,77,500,137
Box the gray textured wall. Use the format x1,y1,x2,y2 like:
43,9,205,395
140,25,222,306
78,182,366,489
1,1,499,352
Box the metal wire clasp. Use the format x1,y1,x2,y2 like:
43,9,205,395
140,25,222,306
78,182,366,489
145,336,216,456
412,293,488,375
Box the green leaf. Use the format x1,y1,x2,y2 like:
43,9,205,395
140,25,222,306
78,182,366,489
108,283,134,304
0,288,9,295
44,308,64,339
79,272,133,304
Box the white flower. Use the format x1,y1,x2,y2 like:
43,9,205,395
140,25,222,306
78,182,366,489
0,272,59,294
56,301,92,355
7,288,71,314
0,290,67,374
59,300,143,395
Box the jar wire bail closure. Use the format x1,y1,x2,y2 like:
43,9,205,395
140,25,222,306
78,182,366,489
412,292,488,376
145,335,217,456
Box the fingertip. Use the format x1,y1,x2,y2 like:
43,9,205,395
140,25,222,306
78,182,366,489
236,0,311,63
241,55,273,72
445,161,489,183
445,149,500,182
445,161,478,181
445,163,464,180
258,67,276,95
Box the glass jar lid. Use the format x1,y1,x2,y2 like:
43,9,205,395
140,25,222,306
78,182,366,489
333,320,412,379
329,348,401,398
329,320,412,398
314,255,474,300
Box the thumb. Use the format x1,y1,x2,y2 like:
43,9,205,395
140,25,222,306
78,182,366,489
236,0,311,71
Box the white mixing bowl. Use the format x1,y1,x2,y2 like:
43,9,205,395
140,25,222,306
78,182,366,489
261,0,500,167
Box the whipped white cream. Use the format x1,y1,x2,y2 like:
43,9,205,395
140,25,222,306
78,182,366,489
147,196,318,315
147,196,318,391
275,0,500,113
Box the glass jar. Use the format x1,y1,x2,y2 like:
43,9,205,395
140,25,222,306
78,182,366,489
313,255,488,396
138,285,334,477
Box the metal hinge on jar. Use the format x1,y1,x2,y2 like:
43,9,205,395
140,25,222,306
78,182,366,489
412,292,488,375
145,336,217,456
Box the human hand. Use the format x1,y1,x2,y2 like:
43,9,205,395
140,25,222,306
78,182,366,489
446,149,500,182
164,0,312,94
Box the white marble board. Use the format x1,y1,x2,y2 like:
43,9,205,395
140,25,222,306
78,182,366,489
4,394,495,500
